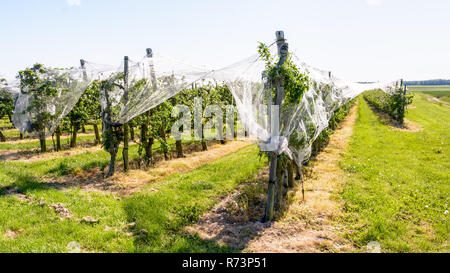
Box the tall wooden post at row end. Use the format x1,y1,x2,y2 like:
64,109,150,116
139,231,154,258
123,56,130,172
264,31,289,222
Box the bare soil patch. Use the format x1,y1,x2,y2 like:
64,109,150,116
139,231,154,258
186,104,360,253
47,140,251,195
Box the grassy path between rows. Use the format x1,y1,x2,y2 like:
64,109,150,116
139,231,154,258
0,134,98,151
339,95,449,252
0,144,265,252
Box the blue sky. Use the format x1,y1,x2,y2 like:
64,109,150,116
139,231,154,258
0,0,449,81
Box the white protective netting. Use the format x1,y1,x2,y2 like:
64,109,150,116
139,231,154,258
82,44,396,166
8,39,397,165
0,77,20,100
202,44,396,165
86,52,210,125
12,67,91,137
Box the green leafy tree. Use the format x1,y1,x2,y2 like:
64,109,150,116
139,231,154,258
364,85,413,124
18,64,77,152
66,80,102,149
100,73,125,177
0,78,13,142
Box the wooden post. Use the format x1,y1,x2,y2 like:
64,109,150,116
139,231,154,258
123,56,130,172
80,59,88,81
264,31,289,222
146,48,158,91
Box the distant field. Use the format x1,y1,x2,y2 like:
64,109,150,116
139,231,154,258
407,85,450,103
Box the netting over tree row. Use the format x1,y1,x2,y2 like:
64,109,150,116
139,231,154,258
3,39,399,165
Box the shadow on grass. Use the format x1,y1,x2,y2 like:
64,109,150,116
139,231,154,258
121,185,239,253
0,172,53,197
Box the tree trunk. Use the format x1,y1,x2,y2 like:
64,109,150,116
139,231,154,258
20,133,24,140
39,132,46,153
264,154,278,222
106,143,118,178
56,126,62,151
146,138,154,167
81,124,86,133
176,140,184,158
93,124,101,145
160,126,169,160
70,123,79,148
130,126,135,141
201,138,208,151
140,123,147,166
294,161,302,181
123,123,129,172
288,160,295,188
201,125,208,151
0,130,5,142
275,159,284,210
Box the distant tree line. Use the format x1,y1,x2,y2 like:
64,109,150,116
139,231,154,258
405,79,450,86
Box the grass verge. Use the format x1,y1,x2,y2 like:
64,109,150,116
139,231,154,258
0,144,265,252
339,95,449,252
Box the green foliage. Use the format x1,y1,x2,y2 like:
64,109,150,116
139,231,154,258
17,64,86,140
258,42,310,106
66,80,102,132
364,87,413,124
311,99,356,155
0,79,13,122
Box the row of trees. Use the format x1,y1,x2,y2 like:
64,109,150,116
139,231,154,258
363,83,413,124
405,79,450,86
101,73,235,177
0,78,14,142
6,61,236,178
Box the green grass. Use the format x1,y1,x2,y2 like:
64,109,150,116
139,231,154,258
0,134,98,151
408,85,450,103
0,144,265,253
0,137,195,180
339,95,449,253
407,85,450,92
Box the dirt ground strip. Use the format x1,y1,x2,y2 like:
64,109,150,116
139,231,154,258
186,103,360,253
48,140,251,195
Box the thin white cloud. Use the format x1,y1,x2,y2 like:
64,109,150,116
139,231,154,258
67,0,81,6
366,0,382,7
